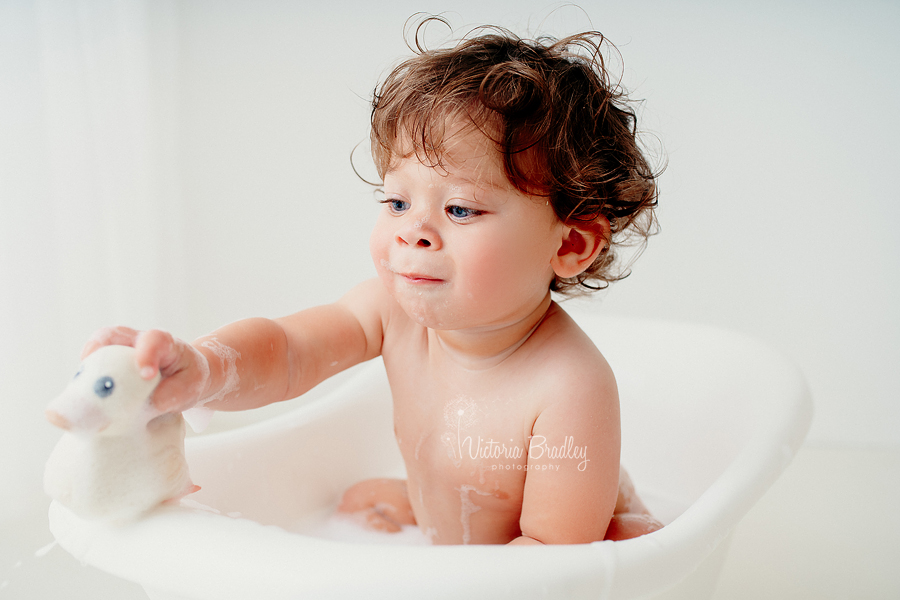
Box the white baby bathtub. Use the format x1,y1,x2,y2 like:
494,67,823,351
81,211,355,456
48,313,812,600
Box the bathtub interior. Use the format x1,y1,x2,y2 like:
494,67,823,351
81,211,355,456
48,313,812,600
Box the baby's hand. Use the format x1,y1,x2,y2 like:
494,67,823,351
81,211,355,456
337,478,417,533
604,467,664,541
81,326,210,415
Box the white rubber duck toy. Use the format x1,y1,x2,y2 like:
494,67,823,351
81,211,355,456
44,345,199,521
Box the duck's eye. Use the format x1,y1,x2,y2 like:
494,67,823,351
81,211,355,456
73,366,84,379
94,377,115,398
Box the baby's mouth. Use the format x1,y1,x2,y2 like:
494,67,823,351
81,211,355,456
399,272,444,284
381,260,445,284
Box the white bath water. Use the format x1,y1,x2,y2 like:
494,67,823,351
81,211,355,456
290,507,431,546
287,488,685,548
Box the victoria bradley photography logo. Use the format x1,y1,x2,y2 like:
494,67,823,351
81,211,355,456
457,432,590,472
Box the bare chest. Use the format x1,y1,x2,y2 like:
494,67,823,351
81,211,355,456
384,350,541,543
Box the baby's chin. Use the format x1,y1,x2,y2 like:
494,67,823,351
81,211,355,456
396,298,460,330
388,289,469,330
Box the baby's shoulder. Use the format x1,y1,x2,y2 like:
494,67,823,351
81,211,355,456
524,306,618,406
340,278,401,328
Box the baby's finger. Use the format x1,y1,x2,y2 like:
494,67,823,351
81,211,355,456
134,329,179,380
364,509,402,533
80,326,140,358
148,344,210,414
375,501,416,526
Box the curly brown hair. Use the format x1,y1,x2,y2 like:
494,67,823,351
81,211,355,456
369,17,660,294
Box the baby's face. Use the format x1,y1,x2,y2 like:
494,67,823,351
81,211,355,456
370,126,564,331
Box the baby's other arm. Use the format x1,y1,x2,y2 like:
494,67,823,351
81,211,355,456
510,374,621,545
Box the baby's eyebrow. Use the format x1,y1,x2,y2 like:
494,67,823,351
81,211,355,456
442,178,495,205
448,170,509,194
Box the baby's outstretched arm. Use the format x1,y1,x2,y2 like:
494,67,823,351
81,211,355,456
80,279,387,414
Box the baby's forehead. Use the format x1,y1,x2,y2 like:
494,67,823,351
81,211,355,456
388,153,512,196
392,123,512,189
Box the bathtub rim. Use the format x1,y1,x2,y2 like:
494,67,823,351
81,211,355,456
47,314,814,600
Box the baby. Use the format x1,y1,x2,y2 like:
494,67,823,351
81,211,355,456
82,21,661,545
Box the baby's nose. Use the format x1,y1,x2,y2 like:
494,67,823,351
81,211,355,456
396,215,441,249
397,232,435,248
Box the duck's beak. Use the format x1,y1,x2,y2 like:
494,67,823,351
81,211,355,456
45,409,71,430
45,394,111,434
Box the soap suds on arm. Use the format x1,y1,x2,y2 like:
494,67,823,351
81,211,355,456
199,338,241,404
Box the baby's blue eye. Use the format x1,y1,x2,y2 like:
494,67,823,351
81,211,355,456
94,377,115,398
447,205,480,220
380,198,409,214
388,199,409,213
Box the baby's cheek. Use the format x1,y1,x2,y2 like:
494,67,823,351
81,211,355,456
368,230,389,272
465,241,540,300
462,239,507,285
369,229,382,264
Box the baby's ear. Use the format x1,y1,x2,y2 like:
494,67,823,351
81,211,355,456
551,218,610,279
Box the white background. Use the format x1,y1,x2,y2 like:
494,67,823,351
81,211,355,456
1,0,897,582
